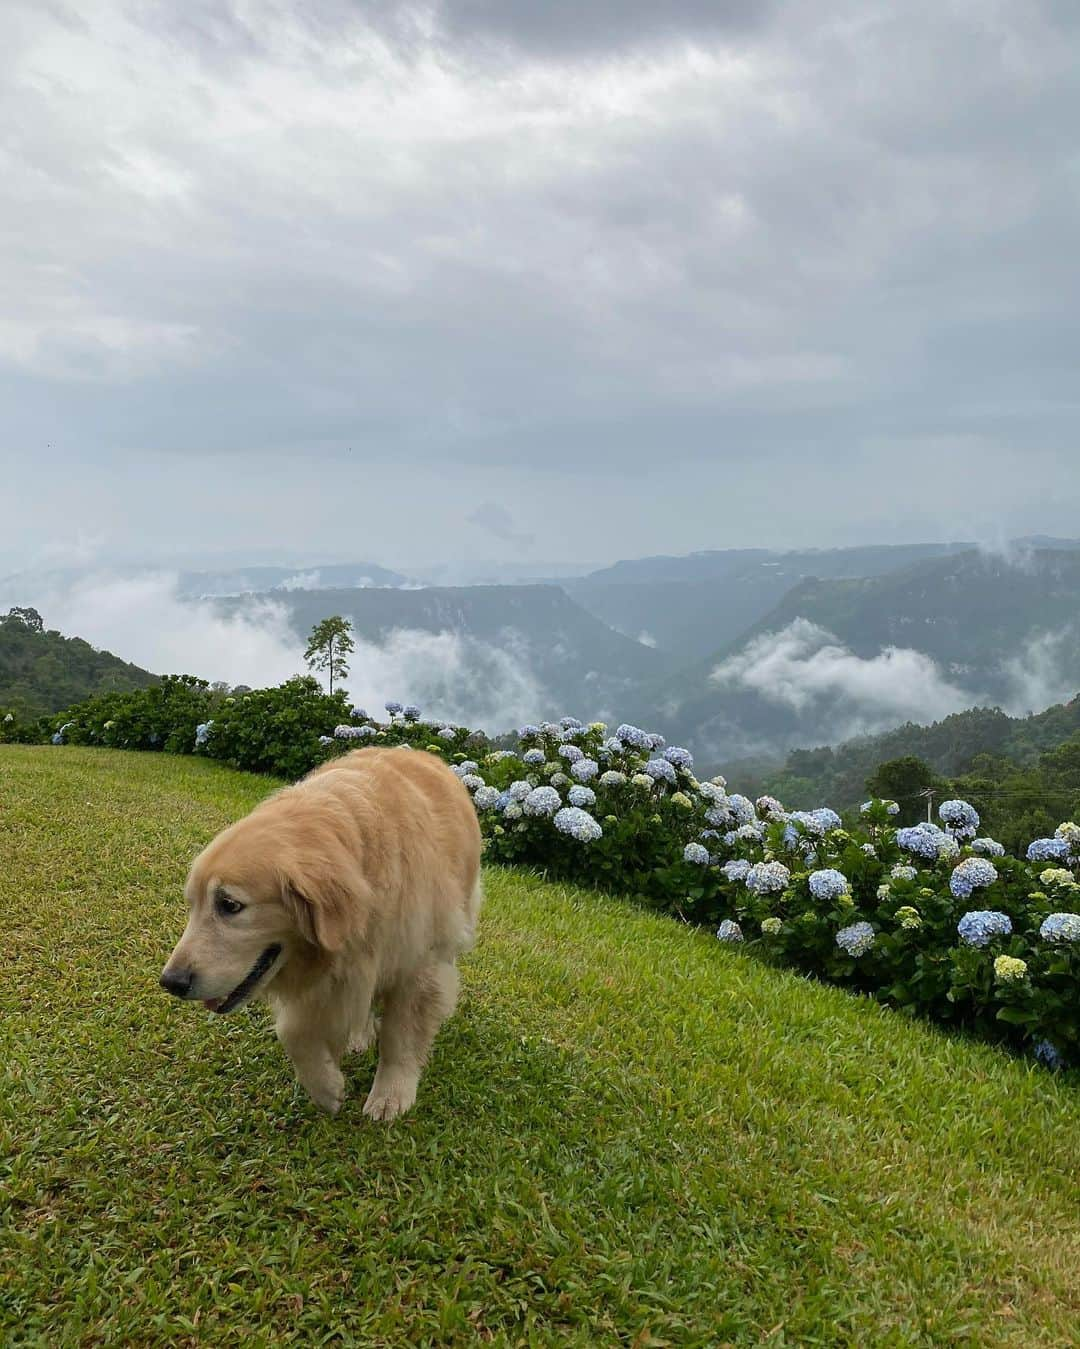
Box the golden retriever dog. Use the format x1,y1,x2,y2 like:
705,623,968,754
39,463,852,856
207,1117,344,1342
159,747,482,1120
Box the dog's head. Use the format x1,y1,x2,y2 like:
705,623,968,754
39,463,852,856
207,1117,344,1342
159,811,358,1014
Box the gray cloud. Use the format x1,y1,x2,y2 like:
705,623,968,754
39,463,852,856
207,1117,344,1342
710,619,981,740
467,502,535,545
1,0,1078,568
421,0,775,56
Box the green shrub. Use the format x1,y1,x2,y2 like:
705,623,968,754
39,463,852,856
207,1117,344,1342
201,678,351,779
33,694,1080,1070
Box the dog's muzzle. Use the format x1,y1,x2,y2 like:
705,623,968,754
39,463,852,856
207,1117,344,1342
201,943,283,1015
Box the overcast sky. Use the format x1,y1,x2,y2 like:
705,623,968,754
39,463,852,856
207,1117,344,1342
3,0,1078,575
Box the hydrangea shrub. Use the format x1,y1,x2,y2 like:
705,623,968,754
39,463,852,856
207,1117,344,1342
41,684,1080,1070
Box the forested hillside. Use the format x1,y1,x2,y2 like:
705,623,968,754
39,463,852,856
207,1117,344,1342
0,608,157,720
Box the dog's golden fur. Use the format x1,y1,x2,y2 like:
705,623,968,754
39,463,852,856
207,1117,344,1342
160,747,482,1119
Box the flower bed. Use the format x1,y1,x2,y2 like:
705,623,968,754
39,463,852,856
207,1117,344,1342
38,687,1080,1070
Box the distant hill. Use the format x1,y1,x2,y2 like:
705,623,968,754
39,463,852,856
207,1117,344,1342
564,542,975,668
0,607,158,720
632,548,1080,765
728,547,1080,695
177,561,411,596
757,697,1080,809
221,584,662,727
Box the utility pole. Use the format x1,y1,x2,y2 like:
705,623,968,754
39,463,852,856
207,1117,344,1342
918,786,936,824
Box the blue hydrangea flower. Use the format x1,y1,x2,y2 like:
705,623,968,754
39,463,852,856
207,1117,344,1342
385,701,403,715
755,795,787,820
949,857,998,899
567,784,596,808
523,786,562,817
938,799,980,839
335,724,375,740
662,746,693,769
861,843,877,858
570,758,599,782
683,842,711,865
890,863,918,881
473,786,501,810
460,774,485,792
1040,912,1080,943
1028,837,1070,863
781,822,811,853
507,780,532,801
554,806,602,842
522,748,545,765
716,920,744,943
438,727,456,741
599,770,627,787
518,724,541,739
705,803,734,829
318,735,333,745
647,732,666,750
1034,1040,1066,1071
194,720,214,748
971,837,1005,857
745,862,791,896
697,781,726,804
560,716,584,730
403,704,421,720
726,794,757,826
957,910,1012,947
809,868,850,901
643,758,677,785
722,859,751,882
786,808,840,839
614,723,652,750
558,744,584,763
836,921,875,957
896,824,957,861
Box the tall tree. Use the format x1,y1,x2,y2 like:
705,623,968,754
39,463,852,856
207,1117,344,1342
865,755,944,825
304,616,354,696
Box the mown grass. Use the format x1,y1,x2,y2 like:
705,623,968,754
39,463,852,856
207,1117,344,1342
2,746,1080,1346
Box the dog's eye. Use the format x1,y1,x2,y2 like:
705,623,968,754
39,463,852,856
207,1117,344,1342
215,894,244,917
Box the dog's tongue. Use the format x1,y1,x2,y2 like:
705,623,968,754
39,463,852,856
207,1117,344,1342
203,997,224,1012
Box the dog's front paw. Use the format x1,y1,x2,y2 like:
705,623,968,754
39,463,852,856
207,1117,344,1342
306,1069,346,1116
363,1077,417,1122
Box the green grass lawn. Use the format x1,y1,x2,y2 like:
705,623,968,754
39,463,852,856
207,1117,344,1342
2,747,1080,1346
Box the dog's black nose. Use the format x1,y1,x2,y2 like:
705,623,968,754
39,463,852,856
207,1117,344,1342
160,967,194,998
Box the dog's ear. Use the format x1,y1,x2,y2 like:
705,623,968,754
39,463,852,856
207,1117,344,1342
279,869,354,953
